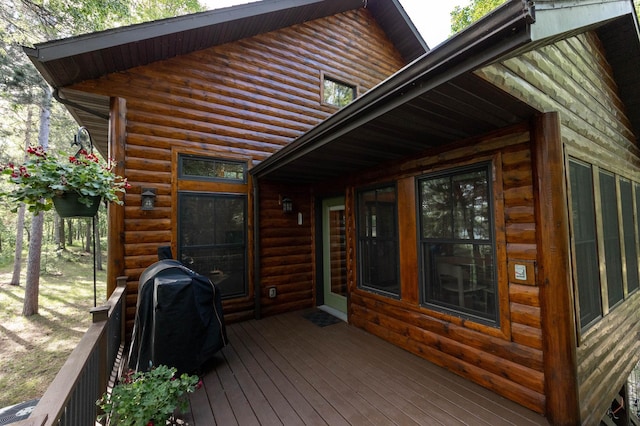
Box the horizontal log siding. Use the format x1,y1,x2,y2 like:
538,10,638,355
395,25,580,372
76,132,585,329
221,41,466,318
258,182,315,316
477,31,640,423
73,9,406,329
345,124,546,414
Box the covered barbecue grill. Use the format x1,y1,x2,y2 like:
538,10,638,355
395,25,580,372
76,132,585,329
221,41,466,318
128,259,227,374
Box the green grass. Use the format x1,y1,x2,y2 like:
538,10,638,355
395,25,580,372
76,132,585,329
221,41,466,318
0,246,107,408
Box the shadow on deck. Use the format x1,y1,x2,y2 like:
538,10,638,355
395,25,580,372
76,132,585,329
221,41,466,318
185,309,549,425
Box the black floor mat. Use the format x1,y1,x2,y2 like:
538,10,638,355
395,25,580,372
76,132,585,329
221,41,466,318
303,309,342,327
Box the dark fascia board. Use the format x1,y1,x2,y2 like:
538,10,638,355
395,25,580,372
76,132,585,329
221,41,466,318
23,0,427,88
251,0,640,179
24,0,357,62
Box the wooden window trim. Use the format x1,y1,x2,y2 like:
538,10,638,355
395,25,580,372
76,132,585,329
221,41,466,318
416,160,502,328
170,147,254,304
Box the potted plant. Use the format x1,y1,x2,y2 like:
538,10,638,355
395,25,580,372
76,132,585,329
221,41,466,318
1,145,129,217
97,365,202,426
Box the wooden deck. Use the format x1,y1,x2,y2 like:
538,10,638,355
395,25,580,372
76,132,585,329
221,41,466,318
185,310,549,425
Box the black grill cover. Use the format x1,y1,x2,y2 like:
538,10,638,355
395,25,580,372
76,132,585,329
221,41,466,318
128,259,227,374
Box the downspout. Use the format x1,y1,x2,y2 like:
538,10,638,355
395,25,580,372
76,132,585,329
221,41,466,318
253,177,261,320
53,88,110,120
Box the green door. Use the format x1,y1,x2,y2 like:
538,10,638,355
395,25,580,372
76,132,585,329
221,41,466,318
322,197,347,316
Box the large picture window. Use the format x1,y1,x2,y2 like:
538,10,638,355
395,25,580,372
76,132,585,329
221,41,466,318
357,185,399,297
418,163,497,323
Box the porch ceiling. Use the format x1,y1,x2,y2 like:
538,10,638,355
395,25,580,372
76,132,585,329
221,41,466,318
254,72,539,183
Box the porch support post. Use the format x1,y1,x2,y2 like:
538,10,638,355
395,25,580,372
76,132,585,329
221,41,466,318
531,112,580,424
107,97,127,298
253,177,261,320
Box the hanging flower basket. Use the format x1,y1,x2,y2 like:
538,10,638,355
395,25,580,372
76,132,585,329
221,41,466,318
0,145,129,216
52,192,101,218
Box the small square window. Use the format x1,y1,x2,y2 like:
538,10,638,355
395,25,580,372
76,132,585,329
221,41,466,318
322,75,356,108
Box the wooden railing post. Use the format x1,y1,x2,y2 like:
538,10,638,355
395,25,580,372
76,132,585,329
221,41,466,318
91,305,110,403
116,276,128,343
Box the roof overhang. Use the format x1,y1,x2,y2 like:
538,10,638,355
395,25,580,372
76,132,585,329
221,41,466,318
252,0,640,183
24,0,427,156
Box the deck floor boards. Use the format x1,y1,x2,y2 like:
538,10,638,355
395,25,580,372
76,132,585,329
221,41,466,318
186,310,549,425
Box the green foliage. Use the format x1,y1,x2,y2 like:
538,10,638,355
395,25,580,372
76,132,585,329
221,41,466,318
129,0,205,24
0,246,108,407
97,365,201,426
1,146,129,215
450,0,508,34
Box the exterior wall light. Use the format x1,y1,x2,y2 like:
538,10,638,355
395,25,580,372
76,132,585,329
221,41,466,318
141,188,157,211
282,197,293,213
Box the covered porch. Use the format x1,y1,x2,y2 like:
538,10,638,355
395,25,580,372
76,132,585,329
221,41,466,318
185,310,549,425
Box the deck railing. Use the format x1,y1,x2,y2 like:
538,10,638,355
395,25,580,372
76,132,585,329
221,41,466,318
14,277,128,426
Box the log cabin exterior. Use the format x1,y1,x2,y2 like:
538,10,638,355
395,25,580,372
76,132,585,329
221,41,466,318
23,0,640,425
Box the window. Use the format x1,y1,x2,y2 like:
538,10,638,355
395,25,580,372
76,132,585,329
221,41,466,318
621,179,639,294
600,171,624,308
418,163,497,323
176,153,248,300
357,185,399,297
178,193,247,299
569,160,602,329
322,75,356,108
179,155,246,183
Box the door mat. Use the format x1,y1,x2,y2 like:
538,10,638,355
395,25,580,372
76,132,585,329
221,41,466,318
303,310,342,327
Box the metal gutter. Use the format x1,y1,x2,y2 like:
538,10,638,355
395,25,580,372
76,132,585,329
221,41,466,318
53,89,109,121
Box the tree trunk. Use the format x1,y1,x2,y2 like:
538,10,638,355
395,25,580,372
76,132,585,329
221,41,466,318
23,86,52,317
57,215,65,250
84,218,91,252
23,212,43,316
11,107,34,286
67,219,72,246
10,204,26,286
54,214,60,250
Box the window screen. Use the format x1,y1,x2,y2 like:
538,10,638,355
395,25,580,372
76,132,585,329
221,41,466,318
569,160,602,329
178,193,247,299
357,185,399,297
600,171,623,308
620,179,639,294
